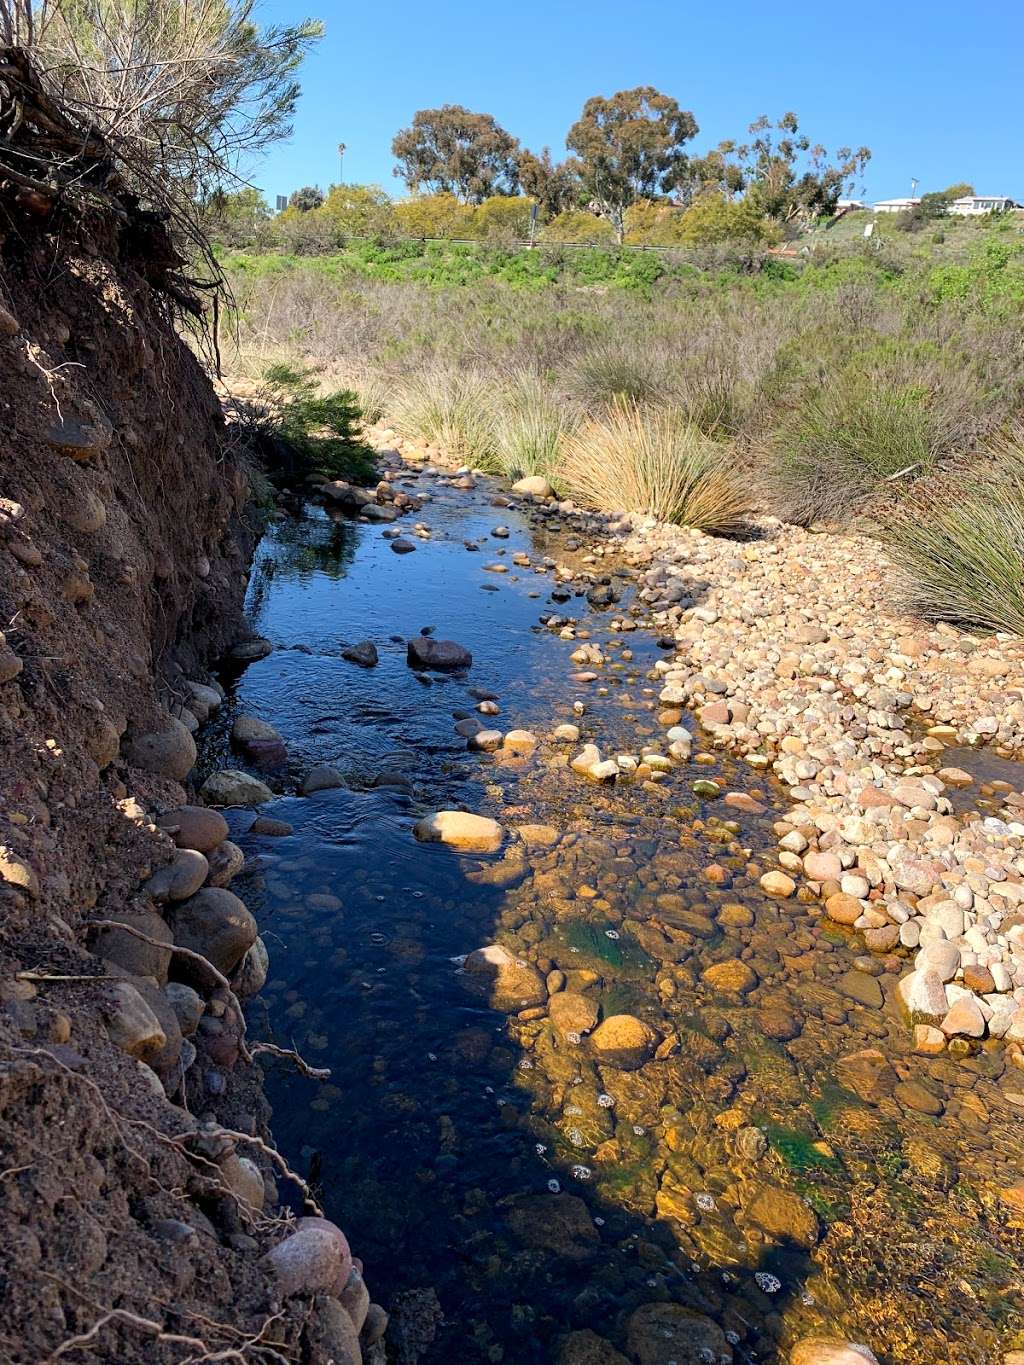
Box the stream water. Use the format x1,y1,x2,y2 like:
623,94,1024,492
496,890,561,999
205,466,1024,1364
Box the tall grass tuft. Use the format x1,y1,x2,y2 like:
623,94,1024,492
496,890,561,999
559,402,751,533
492,371,578,480
769,375,946,524
879,428,1024,635
391,368,498,468
569,341,670,409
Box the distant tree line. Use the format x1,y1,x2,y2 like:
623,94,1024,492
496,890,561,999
206,85,872,252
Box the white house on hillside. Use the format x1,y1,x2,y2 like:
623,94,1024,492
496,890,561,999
947,195,1019,215
872,197,921,213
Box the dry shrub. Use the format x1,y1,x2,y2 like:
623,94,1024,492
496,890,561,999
559,401,750,533
879,427,1024,635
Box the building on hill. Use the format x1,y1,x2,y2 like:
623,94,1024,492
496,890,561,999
872,197,921,214
947,194,1020,215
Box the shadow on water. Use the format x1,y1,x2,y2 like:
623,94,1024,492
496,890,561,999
206,482,1024,1365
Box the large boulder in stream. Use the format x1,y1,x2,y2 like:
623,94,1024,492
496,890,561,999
413,811,502,851
407,637,472,671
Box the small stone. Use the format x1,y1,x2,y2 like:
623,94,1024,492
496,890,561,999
157,806,228,853
503,729,538,755
164,983,204,1036
589,1014,658,1070
512,475,554,498
468,729,503,752
897,969,949,1023
168,887,257,974
231,714,281,746
940,996,986,1038
200,770,273,806
263,1218,352,1298
124,716,196,781
105,982,166,1063
804,850,842,882
913,1024,946,1055
234,936,270,997
825,892,862,925
206,840,244,888
553,724,580,743
250,816,294,837
301,765,345,794
342,640,379,666
790,1340,879,1365
145,849,209,903
95,911,173,982
760,871,796,899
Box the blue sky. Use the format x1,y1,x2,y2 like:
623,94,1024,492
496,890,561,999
252,0,1020,205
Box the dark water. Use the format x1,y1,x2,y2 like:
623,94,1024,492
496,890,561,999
208,468,1024,1365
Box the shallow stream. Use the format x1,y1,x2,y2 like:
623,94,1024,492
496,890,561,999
206,467,1024,1364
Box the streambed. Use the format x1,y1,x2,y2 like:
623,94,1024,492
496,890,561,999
205,465,1024,1364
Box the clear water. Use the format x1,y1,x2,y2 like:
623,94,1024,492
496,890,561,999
205,471,1024,1365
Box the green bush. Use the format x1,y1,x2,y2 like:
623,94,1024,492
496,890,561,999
879,429,1024,634
569,339,670,407
492,371,578,479
244,364,375,484
769,373,942,523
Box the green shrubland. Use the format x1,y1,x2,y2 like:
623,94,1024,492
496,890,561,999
221,218,1024,632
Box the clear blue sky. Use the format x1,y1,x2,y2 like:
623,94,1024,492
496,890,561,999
251,0,1020,205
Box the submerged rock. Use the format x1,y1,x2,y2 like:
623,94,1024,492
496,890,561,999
626,1304,732,1365
745,1183,819,1249
462,943,546,1010
301,765,345,794
590,1014,658,1070
790,1341,879,1365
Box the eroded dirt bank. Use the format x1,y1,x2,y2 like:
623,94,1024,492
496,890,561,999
0,209,380,1360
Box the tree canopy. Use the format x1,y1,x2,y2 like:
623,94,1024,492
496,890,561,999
391,105,520,202
518,147,581,218
737,113,870,224
566,86,698,242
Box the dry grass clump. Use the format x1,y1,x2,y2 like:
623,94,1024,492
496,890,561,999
879,427,1024,635
391,368,498,467
560,401,750,533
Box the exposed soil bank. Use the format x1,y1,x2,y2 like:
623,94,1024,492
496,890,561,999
0,216,379,1359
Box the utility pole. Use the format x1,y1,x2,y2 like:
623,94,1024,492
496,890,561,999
338,142,346,186
911,176,919,199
